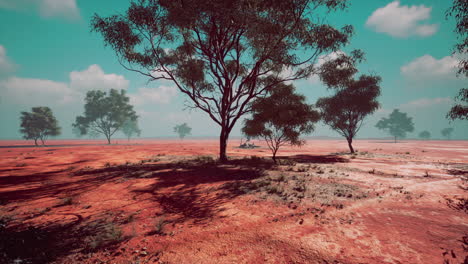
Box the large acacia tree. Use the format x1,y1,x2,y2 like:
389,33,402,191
73,89,138,144
316,52,381,153
91,0,354,161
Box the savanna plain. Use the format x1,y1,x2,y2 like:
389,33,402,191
0,139,467,264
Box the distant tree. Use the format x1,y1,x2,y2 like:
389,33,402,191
242,84,320,163
418,130,431,140
446,0,467,120
375,109,414,143
173,123,192,139
73,89,137,144
122,119,141,141
441,127,454,140
91,0,354,162
316,52,381,153
20,106,61,146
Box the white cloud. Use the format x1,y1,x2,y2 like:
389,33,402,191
0,64,131,106
401,55,459,81
366,1,438,38
0,45,15,76
400,97,452,109
0,76,76,105
0,0,80,20
130,86,178,105
306,51,347,84
70,64,129,92
40,0,80,20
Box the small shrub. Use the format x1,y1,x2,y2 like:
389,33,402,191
154,216,167,235
59,197,74,206
15,163,27,167
87,223,123,250
277,159,296,166
192,155,216,164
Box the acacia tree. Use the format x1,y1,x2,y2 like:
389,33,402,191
316,52,381,153
20,106,61,146
73,89,137,144
375,109,414,143
446,0,467,121
173,123,192,139
242,83,320,163
91,0,353,162
122,119,142,141
441,127,454,140
418,130,431,140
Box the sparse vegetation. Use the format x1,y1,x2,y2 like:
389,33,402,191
86,222,123,250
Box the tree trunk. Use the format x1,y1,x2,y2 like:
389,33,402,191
394,136,397,143
272,148,278,164
347,138,354,153
219,127,229,163
106,135,111,144
34,138,38,146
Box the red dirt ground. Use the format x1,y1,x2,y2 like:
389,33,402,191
0,139,466,264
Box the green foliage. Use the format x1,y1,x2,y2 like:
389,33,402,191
91,0,353,161
447,88,467,121
375,109,414,142
441,127,454,140
418,130,431,140
173,123,192,139
122,119,141,141
72,89,137,144
446,0,467,77
446,1,467,120
316,52,381,153
242,83,320,162
20,106,61,146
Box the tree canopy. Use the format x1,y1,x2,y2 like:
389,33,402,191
20,106,61,146
447,88,467,121
91,0,354,161
316,52,381,153
173,123,192,139
375,109,414,143
418,130,431,140
73,89,138,144
122,119,142,141
441,127,454,140
242,83,320,162
446,0,467,121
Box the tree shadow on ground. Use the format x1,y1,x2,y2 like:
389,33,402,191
0,213,130,264
0,157,268,262
279,154,349,164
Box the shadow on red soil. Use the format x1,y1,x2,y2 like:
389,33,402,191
0,158,268,263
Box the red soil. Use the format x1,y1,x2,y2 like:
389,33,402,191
0,139,466,264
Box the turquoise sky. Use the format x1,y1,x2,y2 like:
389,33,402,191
0,0,467,140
